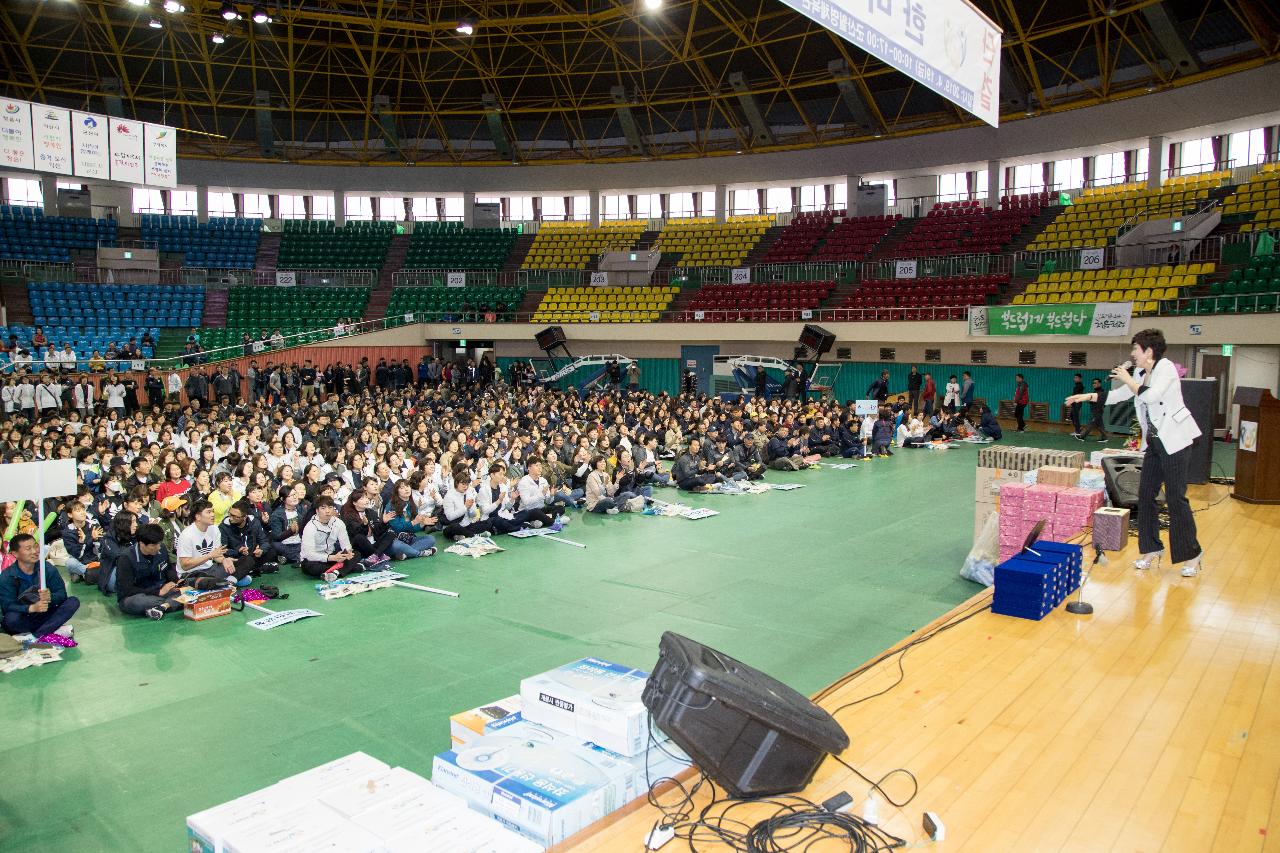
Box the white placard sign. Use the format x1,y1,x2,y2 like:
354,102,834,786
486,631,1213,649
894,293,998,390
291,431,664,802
779,0,1002,127
144,123,177,188
0,98,34,170
247,608,324,630
590,271,609,287
801,309,814,320
404,312,415,323
855,399,879,416
446,272,466,288
895,259,918,279
1079,247,1105,270
731,267,751,284
33,106,72,175
109,118,145,184
275,270,297,287
72,111,109,180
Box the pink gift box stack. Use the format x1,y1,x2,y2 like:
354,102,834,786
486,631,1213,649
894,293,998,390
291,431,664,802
1052,487,1106,541
997,482,1105,562
998,483,1038,563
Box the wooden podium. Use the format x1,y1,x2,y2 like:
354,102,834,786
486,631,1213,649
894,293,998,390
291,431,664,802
1233,387,1280,504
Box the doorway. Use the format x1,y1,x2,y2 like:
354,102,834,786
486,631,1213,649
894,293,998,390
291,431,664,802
1198,351,1231,432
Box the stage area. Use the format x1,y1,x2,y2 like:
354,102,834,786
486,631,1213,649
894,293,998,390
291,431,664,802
0,435,1245,851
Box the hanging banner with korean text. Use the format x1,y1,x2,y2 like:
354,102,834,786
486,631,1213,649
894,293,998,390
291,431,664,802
779,0,1002,127
144,124,177,188
968,303,1133,337
109,119,145,184
0,98,34,171
72,112,109,180
33,107,72,175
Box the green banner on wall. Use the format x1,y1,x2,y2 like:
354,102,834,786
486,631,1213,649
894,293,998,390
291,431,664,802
968,302,1133,337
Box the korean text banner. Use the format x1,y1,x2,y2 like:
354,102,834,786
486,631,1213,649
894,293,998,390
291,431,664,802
71,112,109,180
780,0,1001,127
968,303,1133,337
33,107,72,175
108,118,145,184
0,99,35,171
144,124,177,188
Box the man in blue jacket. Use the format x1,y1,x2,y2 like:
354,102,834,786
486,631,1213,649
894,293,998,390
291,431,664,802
0,533,80,640
116,523,182,619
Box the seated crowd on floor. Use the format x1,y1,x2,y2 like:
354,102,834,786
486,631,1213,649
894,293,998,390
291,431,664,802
0,354,1003,642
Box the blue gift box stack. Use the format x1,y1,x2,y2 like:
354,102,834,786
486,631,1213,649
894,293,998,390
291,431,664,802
992,540,1085,621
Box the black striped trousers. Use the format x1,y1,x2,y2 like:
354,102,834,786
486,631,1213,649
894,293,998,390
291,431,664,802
1137,435,1202,565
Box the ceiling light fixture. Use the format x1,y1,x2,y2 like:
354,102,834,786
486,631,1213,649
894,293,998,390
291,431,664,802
148,16,162,27
220,1,237,20
211,32,226,44
642,0,664,10
456,18,475,35
162,0,184,13
127,0,148,6
251,5,270,23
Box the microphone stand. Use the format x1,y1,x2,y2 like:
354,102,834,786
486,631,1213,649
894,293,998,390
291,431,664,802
1065,546,1104,615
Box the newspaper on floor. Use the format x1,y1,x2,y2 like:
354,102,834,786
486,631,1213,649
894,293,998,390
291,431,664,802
823,463,858,470
444,535,505,559
768,482,806,491
0,646,65,674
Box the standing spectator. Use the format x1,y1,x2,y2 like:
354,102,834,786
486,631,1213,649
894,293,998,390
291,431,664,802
921,372,937,418
907,366,922,413
961,370,975,416
1068,373,1085,437
866,370,890,403
627,360,641,391
1013,373,1030,432
943,375,961,414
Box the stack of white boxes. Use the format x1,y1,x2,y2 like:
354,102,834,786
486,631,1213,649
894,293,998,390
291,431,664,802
186,752,540,853
432,658,691,849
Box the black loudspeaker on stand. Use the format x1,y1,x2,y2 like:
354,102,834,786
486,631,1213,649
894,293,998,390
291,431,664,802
1101,455,1144,509
642,631,849,799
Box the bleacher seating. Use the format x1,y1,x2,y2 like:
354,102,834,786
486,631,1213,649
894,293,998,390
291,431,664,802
884,198,1042,258
1203,254,1280,313
140,214,261,269
386,286,526,321
1221,162,1280,232
532,285,678,322
522,221,646,270
2,325,161,364
0,206,117,263
1013,262,1213,315
759,212,837,263
813,215,900,262
680,281,834,321
656,216,772,268
404,223,519,270
222,285,370,333
278,220,393,269
28,281,204,331
1027,178,1224,251
837,273,1004,318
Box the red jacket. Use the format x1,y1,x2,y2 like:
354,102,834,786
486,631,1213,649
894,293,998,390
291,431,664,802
1014,382,1029,405
922,378,936,401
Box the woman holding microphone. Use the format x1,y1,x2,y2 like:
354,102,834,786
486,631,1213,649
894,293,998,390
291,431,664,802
1066,328,1204,577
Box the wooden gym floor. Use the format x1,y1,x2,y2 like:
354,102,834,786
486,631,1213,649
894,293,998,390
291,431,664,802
558,481,1280,852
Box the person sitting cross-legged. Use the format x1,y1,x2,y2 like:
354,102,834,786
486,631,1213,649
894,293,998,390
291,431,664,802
300,496,361,582
0,533,80,643
116,523,183,620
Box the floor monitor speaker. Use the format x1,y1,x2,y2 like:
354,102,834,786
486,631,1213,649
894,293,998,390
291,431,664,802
1102,454,1144,509
642,631,849,798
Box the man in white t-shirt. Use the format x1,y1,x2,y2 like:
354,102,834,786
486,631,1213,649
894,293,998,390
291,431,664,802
175,500,249,586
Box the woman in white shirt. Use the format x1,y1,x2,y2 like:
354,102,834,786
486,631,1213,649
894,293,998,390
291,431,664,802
943,375,962,413
1066,328,1203,577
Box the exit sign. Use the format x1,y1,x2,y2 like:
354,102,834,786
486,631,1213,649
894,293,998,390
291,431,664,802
1222,344,1234,356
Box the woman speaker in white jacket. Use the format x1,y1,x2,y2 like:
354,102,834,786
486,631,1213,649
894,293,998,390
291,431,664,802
1067,328,1204,577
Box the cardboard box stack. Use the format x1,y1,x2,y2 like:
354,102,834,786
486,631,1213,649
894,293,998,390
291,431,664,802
186,752,539,853
973,446,1086,539
997,480,1106,563
992,540,1084,621
431,658,691,849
